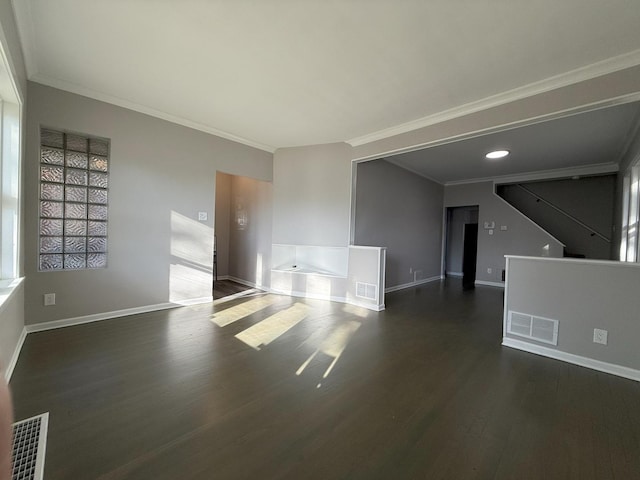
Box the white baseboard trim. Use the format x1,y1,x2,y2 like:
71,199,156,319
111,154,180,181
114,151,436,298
217,275,230,281
25,302,178,334
4,327,27,382
446,271,463,277
269,288,384,312
226,276,269,291
347,299,385,311
271,288,347,304
475,280,505,288
171,296,213,306
385,275,442,293
502,337,640,382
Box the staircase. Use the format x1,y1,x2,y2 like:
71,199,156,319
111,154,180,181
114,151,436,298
496,176,615,260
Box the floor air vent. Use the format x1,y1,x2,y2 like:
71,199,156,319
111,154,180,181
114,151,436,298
507,311,558,345
12,413,48,480
356,282,377,300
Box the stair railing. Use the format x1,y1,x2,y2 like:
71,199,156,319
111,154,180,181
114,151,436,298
515,184,611,243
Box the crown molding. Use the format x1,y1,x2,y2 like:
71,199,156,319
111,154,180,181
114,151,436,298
30,74,276,153
347,49,640,147
383,157,443,185
11,0,38,78
444,162,619,187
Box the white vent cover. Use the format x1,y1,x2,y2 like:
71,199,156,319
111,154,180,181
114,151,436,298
507,311,558,345
12,412,48,480
356,282,377,300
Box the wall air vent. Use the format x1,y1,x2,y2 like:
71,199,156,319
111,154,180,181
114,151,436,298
507,311,558,345
356,282,377,300
12,412,48,480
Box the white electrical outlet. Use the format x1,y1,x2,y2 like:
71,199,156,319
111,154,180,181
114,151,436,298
198,211,208,221
409,267,413,274
500,225,507,231
487,268,492,274
593,328,608,345
43,293,56,306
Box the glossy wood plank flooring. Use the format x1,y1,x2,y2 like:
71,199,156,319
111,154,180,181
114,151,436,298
10,280,640,479
213,280,253,300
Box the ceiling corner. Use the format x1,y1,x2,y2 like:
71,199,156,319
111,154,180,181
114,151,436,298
12,0,39,78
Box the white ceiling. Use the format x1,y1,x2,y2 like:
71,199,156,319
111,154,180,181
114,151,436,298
12,1,640,152
385,101,640,184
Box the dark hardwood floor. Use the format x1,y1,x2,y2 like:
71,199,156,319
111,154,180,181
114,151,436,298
10,279,640,479
213,279,253,300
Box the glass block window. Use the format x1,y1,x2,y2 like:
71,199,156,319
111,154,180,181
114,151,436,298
39,128,109,271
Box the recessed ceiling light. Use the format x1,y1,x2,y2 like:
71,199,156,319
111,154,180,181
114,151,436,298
485,150,510,159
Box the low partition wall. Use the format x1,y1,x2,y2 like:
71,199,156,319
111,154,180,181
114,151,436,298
503,255,640,381
271,244,386,310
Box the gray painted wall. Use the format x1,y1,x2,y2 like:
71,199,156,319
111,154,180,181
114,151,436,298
214,172,231,278
505,256,640,372
25,82,272,325
273,143,352,247
228,174,272,288
354,159,443,288
444,182,564,283
445,206,478,275
0,0,26,375
498,176,615,259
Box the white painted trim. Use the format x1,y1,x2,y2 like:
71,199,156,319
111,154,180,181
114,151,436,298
227,275,269,291
347,49,640,147
385,275,442,293
171,296,213,306
4,327,26,382
444,162,619,187
474,280,505,288
348,298,385,312
385,157,442,185
217,275,230,281
502,337,640,382
35,412,49,480
25,302,178,333
351,94,640,166
29,75,275,153
349,245,387,252
270,269,346,279
505,254,640,269
271,288,345,304
446,271,463,277
502,257,510,338
10,0,38,80
0,277,24,315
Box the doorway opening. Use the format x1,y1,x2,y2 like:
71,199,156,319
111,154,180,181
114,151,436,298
445,206,479,289
213,171,273,301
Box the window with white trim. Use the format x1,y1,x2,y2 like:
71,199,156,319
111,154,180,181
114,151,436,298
38,128,109,271
0,87,21,281
620,164,640,262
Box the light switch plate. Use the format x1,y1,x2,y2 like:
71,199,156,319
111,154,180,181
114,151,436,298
198,212,208,221
593,328,608,345
44,293,56,306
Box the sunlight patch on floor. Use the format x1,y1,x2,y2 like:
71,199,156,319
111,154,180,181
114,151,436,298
296,320,361,387
211,295,279,327
235,303,309,350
